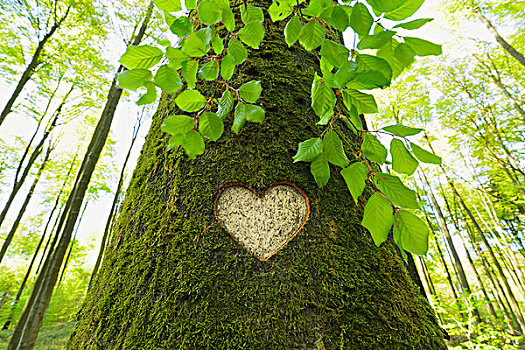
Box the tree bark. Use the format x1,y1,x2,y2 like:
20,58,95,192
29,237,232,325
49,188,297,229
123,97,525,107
0,7,70,125
440,188,497,319
472,5,525,69
0,90,66,228
9,4,155,349
88,116,143,289
66,7,445,350
57,202,88,287
419,170,481,322
0,146,52,264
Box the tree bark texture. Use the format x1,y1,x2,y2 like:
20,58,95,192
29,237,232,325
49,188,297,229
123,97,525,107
67,11,446,350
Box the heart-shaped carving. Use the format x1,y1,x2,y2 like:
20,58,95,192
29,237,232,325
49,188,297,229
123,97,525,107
214,182,310,261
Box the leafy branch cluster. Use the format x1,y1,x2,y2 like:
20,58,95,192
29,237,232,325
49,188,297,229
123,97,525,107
117,0,444,256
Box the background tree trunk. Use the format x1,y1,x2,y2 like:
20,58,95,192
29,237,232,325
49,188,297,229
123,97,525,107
67,15,446,350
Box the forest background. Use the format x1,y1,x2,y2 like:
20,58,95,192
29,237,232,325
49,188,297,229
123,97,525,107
0,0,523,348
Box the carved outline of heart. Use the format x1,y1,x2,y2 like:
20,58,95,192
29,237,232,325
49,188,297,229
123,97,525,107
213,181,310,261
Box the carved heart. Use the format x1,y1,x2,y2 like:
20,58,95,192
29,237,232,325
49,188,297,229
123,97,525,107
214,182,310,261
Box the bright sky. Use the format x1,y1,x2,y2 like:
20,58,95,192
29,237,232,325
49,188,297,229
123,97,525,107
0,0,510,271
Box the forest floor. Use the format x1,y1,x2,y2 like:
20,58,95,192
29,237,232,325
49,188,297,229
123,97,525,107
0,321,74,349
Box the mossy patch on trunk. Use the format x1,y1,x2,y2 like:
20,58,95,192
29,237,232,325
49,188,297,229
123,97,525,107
68,7,446,349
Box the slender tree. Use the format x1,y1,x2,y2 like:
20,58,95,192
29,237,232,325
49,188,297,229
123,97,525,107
0,144,53,263
8,3,155,348
0,4,70,125
470,2,525,68
89,110,146,289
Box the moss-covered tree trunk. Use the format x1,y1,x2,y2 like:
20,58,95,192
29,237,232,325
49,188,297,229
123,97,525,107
68,7,446,349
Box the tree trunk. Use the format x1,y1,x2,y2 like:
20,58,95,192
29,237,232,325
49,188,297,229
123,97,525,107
424,134,525,332
0,146,52,263
57,202,88,287
88,116,143,289
441,189,497,319
9,4,155,349
472,5,525,69
419,171,481,322
0,8,70,125
1,183,58,331
0,97,63,228
66,10,445,350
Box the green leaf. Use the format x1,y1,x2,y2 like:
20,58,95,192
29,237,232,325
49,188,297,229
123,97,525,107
377,38,404,78
154,0,181,12
384,0,424,20
137,82,157,105
320,57,334,78
120,45,164,69
382,123,423,136
298,21,325,51
356,54,392,81
394,43,415,67
333,61,357,88
320,40,349,69
345,104,362,132
310,153,330,187
185,0,197,10
181,131,205,158
220,54,235,80
311,74,335,121
154,65,183,93
164,12,176,27
342,89,378,114
238,21,265,49
350,3,373,36
327,5,349,32
199,60,219,81
198,0,223,25
404,37,442,56
304,0,331,17
357,31,395,50
175,89,206,112
361,193,393,246
182,33,208,57
374,173,418,209
217,90,234,118
232,103,247,134
268,0,293,21
284,16,302,47
222,6,235,32
410,143,442,164
346,70,391,90
362,133,387,164
195,27,214,45
394,210,429,255
240,4,264,23
168,134,184,149
341,162,367,204
181,60,198,89
390,139,419,175
211,36,224,54
165,47,188,70
117,69,152,91
199,112,224,141
239,80,262,103
293,138,323,162
170,16,193,37
367,0,405,13
244,104,265,122
393,18,433,30
227,38,247,64
323,131,349,167
162,114,194,135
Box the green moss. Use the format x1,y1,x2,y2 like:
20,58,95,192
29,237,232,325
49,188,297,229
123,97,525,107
67,6,446,350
